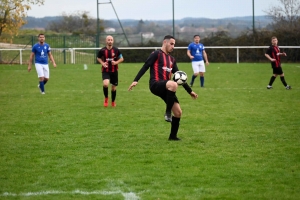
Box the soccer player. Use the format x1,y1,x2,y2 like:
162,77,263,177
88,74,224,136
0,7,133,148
28,33,57,94
97,35,124,107
265,36,291,90
187,34,209,87
128,35,198,141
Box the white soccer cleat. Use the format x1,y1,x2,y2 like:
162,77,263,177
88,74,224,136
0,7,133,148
267,85,273,89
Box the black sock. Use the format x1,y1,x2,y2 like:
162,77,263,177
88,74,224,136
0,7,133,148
268,76,276,86
111,90,116,102
166,90,175,113
103,86,108,98
280,76,287,87
170,116,180,138
43,79,48,85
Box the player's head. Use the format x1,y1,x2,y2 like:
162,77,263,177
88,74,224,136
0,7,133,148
271,36,278,46
38,33,45,44
162,35,175,54
193,35,200,43
106,35,114,47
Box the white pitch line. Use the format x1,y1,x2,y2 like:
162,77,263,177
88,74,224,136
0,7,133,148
1,190,140,200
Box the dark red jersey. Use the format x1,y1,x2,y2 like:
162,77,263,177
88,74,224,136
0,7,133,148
97,47,122,72
133,50,179,85
266,45,281,68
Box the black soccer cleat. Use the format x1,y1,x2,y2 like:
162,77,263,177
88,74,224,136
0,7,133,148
285,85,291,90
168,136,181,141
164,112,172,122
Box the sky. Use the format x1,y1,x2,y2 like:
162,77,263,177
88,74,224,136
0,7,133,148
27,0,279,20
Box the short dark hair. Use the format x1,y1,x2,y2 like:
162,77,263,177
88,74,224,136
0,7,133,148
163,35,175,40
38,33,45,37
194,34,200,38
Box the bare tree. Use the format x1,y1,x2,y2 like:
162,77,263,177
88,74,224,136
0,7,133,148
47,11,102,35
265,0,300,29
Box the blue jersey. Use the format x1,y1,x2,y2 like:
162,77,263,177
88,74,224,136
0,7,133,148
188,42,205,62
32,43,51,64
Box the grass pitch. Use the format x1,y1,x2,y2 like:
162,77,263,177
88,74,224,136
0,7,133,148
0,63,299,199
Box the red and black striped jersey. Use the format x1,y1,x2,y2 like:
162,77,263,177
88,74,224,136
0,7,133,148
97,46,122,72
133,50,179,85
266,45,281,68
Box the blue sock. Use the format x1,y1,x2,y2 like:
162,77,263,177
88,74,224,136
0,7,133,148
200,76,204,87
190,75,197,85
39,81,45,92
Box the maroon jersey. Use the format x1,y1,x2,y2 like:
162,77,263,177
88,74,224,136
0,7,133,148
97,47,122,72
134,50,179,85
266,45,281,68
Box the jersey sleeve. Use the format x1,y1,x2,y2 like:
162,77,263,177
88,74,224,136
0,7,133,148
265,47,272,56
97,49,103,58
171,60,179,74
31,44,36,52
133,51,158,82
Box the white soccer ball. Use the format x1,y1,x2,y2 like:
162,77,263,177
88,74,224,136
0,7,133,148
173,71,188,85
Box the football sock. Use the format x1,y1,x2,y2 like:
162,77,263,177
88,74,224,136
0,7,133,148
170,116,180,138
268,76,276,86
103,86,108,98
280,76,287,87
39,81,45,92
166,90,175,113
111,90,116,102
43,79,48,85
200,76,204,87
190,75,196,85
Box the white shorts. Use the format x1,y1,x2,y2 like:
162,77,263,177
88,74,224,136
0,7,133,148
35,63,50,78
192,60,206,73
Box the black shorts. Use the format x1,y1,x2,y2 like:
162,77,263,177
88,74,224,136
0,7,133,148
150,81,179,104
102,71,118,86
272,66,283,75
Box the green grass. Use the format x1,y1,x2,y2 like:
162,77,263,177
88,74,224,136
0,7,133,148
0,63,299,200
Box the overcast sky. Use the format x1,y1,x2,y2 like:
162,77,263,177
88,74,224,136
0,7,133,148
28,0,279,20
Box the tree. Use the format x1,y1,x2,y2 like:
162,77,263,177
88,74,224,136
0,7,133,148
265,0,300,30
47,11,100,35
0,0,44,37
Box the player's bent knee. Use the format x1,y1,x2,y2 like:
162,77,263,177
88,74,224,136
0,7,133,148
173,110,182,118
167,81,178,91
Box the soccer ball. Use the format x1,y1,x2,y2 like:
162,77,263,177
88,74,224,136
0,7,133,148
173,71,188,85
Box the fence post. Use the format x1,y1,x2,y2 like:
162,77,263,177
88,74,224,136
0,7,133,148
63,36,66,64
20,49,22,65
237,47,239,64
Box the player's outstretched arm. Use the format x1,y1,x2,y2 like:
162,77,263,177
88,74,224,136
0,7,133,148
128,81,138,91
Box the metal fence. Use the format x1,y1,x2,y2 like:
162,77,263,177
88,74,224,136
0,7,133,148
1,46,300,65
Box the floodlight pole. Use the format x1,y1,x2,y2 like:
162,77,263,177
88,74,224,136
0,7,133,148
97,0,100,47
252,0,255,34
172,0,175,37
97,0,130,46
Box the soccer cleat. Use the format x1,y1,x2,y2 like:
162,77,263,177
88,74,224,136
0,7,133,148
111,101,116,107
267,85,273,89
168,136,181,141
164,112,172,122
285,85,291,90
41,92,45,94
103,98,108,107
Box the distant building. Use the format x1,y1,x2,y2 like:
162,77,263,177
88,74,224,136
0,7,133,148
141,32,154,39
104,27,116,33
